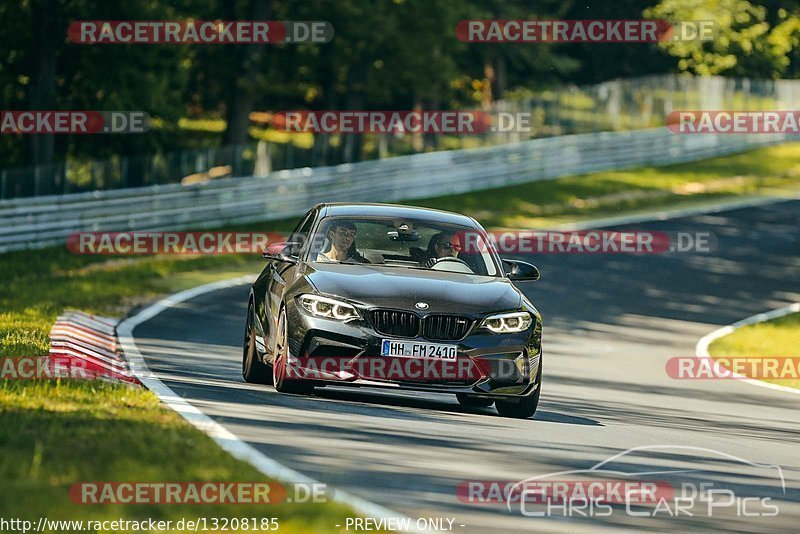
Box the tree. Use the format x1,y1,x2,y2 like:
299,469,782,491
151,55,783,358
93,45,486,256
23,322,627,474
222,0,272,146
645,0,800,78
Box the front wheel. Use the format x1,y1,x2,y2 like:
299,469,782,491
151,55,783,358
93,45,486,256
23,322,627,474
495,388,540,419
495,363,542,419
272,309,314,395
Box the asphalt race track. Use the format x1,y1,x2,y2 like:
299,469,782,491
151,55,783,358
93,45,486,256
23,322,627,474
132,200,800,533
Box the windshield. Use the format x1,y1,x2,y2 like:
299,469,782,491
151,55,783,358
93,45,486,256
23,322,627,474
309,216,500,277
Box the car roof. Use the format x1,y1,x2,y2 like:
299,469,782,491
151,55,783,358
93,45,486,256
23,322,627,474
316,202,478,227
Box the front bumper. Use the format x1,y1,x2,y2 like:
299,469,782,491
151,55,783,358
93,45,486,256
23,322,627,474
284,300,542,399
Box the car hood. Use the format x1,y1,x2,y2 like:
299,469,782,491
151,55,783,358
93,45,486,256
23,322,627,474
305,262,522,315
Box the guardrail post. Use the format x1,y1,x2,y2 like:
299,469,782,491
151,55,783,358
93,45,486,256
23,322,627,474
121,157,128,188
254,141,270,176
34,166,40,197
233,145,243,176
150,155,157,185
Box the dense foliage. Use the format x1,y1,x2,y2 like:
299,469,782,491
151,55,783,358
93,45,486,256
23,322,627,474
1,0,799,168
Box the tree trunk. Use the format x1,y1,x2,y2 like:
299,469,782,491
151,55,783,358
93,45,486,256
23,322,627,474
339,59,367,163
223,0,271,151
26,0,59,194
493,55,507,101
313,45,338,165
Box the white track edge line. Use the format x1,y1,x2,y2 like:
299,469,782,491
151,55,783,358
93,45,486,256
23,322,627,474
113,197,800,530
117,275,429,533
695,303,800,396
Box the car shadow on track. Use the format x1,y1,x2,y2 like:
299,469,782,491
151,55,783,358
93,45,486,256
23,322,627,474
316,386,602,426
160,372,603,426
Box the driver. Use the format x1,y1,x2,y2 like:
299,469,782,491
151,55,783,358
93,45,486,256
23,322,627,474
316,220,369,263
424,232,462,267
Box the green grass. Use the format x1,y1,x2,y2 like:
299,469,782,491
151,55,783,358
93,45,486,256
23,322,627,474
0,252,264,357
413,142,800,228
2,141,799,530
0,217,298,358
0,380,356,532
0,217,366,532
709,312,800,390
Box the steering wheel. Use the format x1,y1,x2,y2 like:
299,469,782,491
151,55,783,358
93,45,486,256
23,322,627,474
426,256,474,273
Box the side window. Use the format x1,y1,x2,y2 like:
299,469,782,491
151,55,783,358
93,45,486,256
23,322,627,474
289,211,316,257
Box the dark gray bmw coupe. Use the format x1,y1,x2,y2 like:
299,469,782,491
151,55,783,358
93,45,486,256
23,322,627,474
242,203,543,418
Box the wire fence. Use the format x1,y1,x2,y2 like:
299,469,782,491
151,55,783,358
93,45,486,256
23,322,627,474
4,74,800,200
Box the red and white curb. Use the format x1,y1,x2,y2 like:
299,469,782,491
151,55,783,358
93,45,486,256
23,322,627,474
48,310,140,384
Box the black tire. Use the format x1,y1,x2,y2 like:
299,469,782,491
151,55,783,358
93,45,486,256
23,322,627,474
456,394,494,407
495,363,542,419
272,309,314,395
242,301,273,384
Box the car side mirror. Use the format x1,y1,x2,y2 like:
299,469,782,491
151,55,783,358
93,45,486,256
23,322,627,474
262,241,301,263
503,259,540,281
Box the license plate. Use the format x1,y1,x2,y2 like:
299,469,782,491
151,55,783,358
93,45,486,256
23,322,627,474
381,339,457,360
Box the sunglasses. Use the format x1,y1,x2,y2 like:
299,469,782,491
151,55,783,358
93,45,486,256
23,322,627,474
438,241,462,251
334,229,357,238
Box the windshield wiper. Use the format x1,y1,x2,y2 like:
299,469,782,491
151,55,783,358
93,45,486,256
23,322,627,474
371,263,431,271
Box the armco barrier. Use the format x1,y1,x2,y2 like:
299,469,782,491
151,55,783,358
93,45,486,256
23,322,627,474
0,127,787,253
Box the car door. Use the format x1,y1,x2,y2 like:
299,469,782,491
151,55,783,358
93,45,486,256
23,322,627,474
264,209,317,358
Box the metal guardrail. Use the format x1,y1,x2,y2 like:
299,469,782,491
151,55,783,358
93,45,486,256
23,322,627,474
8,74,800,201
0,127,786,253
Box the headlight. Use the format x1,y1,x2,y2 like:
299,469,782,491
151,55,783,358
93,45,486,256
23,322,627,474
480,311,533,333
298,294,360,322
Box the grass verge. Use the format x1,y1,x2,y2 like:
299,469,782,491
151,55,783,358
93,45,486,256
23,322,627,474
0,218,364,532
412,142,800,228
1,141,799,529
708,312,800,390
0,380,356,532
